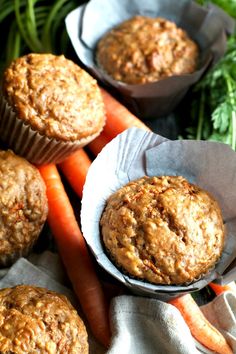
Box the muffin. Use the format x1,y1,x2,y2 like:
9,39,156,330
0,285,88,353
0,150,48,266
96,16,199,84
100,175,225,285
0,53,105,164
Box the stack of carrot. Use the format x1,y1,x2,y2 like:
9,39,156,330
38,87,234,354
38,88,150,347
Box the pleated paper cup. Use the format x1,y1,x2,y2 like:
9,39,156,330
0,94,103,165
81,128,236,300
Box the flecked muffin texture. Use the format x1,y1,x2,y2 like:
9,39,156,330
0,285,88,354
0,150,48,266
2,53,105,142
100,176,225,285
96,16,199,85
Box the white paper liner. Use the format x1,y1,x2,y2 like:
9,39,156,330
0,94,103,165
81,128,236,299
65,0,235,119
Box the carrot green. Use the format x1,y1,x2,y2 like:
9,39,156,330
184,0,236,150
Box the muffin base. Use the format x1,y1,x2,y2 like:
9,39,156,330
0,94,104,165
0,238,37,268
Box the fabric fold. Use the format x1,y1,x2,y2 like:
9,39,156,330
201,291,236,353
107,295,200,354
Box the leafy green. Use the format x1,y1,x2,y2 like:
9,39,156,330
0,0,83,71
184,1,236,150
212,101,231,134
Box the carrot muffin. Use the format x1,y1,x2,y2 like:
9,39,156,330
100,176,225,285
0,150,48,266
0,285,88,353
1,53,105,164
96,16,199,84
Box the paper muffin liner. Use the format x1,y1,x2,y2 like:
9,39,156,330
65,0,235,120
0,94,103,165
81,128,236,300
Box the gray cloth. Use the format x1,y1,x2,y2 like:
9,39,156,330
0,255,74,302
108,295,199,354
0,251,234,354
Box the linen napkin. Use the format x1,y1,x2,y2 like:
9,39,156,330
0,251,234,354
107,295,199,354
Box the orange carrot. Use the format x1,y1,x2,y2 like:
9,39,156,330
209,281,236,296
100,87,151,139
58,149,91,199
87,130,110,156
169,294,233,354
38,164,111,347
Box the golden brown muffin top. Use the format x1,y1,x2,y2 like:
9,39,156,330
0,285,88,354
96,16,199,84
3,53,105,142
100,176,225,285
0,150,48,259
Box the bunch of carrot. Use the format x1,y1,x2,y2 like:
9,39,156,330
39,163,111,347
38,88,150,347
38,87,234,353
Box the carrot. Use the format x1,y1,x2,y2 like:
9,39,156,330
38,164,111,347
87,130,110,156
209,281,236,296
88,88,151,156
58,149,91,199
100,87,151,139
169,294,233,354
